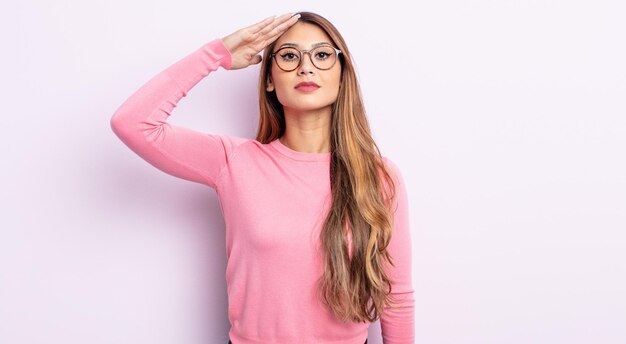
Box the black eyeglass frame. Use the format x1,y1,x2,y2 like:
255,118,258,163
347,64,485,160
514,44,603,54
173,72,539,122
270,45,343,72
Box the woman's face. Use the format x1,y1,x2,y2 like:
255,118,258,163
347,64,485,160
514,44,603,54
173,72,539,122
267,22,342,113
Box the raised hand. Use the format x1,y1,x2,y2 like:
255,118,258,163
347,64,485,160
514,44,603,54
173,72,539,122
221,13,301,70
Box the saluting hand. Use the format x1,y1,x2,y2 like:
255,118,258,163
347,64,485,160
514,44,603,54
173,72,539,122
221,12,301,70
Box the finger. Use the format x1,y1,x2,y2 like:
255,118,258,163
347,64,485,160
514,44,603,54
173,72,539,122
247,12,292,36
258,13,298,36
243,13,292,46
242,13,299,55
258,14,300,49
261,14,300,41
261,29,286,48
251,55,262,65
252,13,299,48
245,15,277,35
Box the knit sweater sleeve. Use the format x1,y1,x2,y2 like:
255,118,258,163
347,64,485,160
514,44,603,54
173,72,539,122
109,38,248,189
380,157,416,343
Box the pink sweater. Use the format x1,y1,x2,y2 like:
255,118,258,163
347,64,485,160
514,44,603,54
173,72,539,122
110,38,414,344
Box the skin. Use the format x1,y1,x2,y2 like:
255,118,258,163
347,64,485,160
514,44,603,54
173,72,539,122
221,13,341,154
267,22,341,154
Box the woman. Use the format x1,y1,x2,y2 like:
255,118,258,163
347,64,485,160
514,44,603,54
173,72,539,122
110,11,414,344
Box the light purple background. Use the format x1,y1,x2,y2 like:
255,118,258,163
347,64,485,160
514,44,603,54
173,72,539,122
2,1,625,343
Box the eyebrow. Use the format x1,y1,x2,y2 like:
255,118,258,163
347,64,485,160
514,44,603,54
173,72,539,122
278,42,333,49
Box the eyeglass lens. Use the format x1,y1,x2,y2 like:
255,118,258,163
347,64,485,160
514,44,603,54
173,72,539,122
274,46,338,71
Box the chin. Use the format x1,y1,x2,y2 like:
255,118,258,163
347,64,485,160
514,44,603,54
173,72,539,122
280,97,336,112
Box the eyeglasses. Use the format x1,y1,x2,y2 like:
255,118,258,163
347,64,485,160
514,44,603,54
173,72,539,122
270,45,342,72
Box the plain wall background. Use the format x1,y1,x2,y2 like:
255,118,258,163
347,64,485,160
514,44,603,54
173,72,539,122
1,0,625,343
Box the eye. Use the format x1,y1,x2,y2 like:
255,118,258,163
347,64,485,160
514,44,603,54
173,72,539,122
279,49,299,62
315,52,330,59
313,47,335,60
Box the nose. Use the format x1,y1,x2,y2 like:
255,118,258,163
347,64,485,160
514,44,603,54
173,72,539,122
297,52,315,75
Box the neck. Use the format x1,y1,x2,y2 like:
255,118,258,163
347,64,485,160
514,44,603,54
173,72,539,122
280,106,331,153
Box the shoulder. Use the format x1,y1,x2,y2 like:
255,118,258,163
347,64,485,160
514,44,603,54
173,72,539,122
381,156,405,183
208,134,256,156
210,135,282,161
211,134,252,147
380,156,410,217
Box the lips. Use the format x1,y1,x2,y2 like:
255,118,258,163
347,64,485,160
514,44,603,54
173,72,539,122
295,81,320,92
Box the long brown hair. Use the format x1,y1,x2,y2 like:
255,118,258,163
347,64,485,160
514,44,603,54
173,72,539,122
256,12,400,323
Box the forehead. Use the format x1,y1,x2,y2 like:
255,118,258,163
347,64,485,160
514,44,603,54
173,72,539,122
275,22,333,48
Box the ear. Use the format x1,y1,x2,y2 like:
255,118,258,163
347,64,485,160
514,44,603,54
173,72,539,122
266,76,274,92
